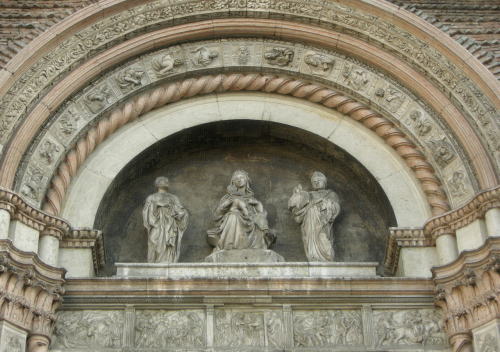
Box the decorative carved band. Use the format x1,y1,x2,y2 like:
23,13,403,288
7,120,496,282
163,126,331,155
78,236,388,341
0,239,65,339
60,229,105,272
433,236,500,352
0,187,70,240
384,227,433,275
42,73,449,217
424,186,500,239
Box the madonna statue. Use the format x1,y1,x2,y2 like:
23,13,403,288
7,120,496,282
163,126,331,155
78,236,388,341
207,170,275,251
143,176,188,263
288,171,340,261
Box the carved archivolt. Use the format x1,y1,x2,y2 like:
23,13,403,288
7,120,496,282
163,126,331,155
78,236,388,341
10,38,479,215
40,73,449,217
0,1,497,203
0,1,497,170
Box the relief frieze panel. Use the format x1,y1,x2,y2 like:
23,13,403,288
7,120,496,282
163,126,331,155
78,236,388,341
0,0,497,172
135,310,205,349
17,38,475,208
52,311,124,350
293,310,363,347
49,307,449,352
373,309,446,348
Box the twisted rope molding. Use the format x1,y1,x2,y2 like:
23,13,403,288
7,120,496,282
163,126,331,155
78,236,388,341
42,73,449,216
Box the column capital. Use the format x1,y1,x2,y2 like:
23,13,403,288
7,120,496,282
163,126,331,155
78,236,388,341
433,236,500,351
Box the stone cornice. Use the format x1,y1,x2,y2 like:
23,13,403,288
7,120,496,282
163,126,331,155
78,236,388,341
384,227,434,276
0,187,106,273
424,186,500,239
60,229,105,272
432,236,500,351
63,276,435,301
432,236,500,286
0,187,70,240
0,239,65,338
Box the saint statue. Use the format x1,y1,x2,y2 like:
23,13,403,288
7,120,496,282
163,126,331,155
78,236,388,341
288,171,340,261
143,176,188,263
207,170,275,251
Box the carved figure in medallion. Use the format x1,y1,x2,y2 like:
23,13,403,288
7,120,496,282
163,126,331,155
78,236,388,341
264,47,294,66
304,53,335,75
234,46,250,64
288,172,340,261
207,170,275,251
39,140,61,165
20,166,44,200
143,177,188,263
152,54,183,76
58,108,80,137
191,47,218,67
429,137,456,167
116,67,144,92
448,171,467,197
409,110,432,136
342,63,369,90
85,85,113,113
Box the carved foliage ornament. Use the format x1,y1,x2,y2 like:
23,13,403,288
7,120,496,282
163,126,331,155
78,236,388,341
433,237,500,350
0,241,65,342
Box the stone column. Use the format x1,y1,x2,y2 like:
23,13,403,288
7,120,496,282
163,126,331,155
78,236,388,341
455,219,488,252
0,209,10,239
433,237,500,352
38,233,61,267
0,239,65,352
27,335,50,352
8,220,40,253
485,207,500,236
435,233,458,264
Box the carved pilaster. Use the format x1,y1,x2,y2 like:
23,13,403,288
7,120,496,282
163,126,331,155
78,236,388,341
433,236,500,352
0,239,65,352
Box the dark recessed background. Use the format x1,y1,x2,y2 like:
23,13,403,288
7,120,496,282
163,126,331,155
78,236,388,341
95,120,396,276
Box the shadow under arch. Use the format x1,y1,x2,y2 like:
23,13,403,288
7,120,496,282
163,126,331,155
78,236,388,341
94,119,397,276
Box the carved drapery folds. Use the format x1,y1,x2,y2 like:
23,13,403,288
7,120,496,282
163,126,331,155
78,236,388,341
433,236,500,352
0,239,65,351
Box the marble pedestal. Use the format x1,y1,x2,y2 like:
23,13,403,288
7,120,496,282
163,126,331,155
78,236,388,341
115,261,378,279
204,248,284,263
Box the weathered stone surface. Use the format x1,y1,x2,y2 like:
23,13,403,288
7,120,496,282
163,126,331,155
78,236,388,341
49,307,448,351
204,249,285,263
114,261,377,279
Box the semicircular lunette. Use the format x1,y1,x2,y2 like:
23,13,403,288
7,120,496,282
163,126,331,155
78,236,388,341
41,73,449,218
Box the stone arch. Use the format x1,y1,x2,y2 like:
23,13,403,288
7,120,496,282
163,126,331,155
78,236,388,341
0,4,497,202
60,93,428,229
40,73,446,219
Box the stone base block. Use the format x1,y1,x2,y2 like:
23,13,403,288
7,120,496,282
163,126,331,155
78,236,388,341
204,249,284,263
115,261,378,279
